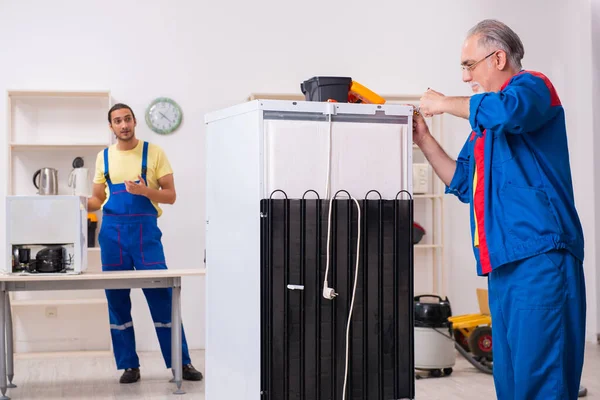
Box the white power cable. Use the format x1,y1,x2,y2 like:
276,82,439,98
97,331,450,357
322,193,361,400
323,105,336,299
321,102,361,400
325,108,333,200
322,195,337,300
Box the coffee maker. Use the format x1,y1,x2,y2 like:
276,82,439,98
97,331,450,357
5,195,88,274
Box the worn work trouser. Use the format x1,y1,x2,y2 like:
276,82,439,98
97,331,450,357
488,249,586,400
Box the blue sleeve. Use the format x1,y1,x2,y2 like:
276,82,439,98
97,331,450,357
444,135,471,204
469,72,558,134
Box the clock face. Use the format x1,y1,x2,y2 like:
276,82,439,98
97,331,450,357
145,97,183,135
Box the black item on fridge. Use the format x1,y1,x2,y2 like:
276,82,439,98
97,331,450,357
35,246,65,273
260,190,414,400
414,295,452,328
301,76,352,102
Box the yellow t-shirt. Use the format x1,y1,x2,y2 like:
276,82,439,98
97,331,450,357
93,140,173,217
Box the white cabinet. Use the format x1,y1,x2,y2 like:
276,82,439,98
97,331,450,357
5,90,113,353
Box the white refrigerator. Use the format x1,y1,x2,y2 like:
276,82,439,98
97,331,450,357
205,100,415,400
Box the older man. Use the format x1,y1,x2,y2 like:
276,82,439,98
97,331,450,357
415,19,586,399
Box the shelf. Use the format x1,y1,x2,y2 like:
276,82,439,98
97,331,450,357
10,142,109,150
8,90,111,98
15,350,113,359
414,194,443,199
11,298,107,307
6,88,112,354
414,244,443,249
247,93,421,103
7,90,112,145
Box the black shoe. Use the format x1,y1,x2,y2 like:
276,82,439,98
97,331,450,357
120,367,140,384
182,364,203,381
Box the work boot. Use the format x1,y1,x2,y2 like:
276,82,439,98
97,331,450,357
182,364,203,381
120,367,140,384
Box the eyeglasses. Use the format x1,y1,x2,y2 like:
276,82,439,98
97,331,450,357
461,51,497,72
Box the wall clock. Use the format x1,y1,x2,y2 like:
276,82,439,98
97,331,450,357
145,97,183,135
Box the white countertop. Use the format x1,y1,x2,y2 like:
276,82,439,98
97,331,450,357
0,268,205,282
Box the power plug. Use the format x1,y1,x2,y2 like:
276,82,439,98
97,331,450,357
323,282,337,300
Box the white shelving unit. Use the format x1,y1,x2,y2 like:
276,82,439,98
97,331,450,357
246,92,446,297
385,95,445,298
6,89,114,353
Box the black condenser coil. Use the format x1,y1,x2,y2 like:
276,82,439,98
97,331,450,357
260,190,415,400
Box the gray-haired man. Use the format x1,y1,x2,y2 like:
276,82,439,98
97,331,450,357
415,19,586,400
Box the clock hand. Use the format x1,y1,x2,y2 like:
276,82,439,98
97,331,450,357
159,111,172,123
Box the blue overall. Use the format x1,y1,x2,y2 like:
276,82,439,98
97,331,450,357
445,71,586,399
98,141,191,370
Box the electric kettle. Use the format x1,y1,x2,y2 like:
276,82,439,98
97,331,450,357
68,168,90,196
33,167,58,195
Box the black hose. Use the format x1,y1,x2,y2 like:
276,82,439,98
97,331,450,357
454,341,493,374
452,337,589,398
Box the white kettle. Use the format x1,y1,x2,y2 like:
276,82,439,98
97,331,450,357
68,168,90,196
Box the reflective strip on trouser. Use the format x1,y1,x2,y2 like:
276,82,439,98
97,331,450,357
104,285,192,370
111,321,133,330
150,309,192,369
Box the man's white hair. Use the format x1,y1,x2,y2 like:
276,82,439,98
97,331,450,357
467,19,525,71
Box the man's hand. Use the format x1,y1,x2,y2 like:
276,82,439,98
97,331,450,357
88,183,107,212
419,89,471,120
136,173,177,205
419,89,446,117
125,175,149,196
408,105,432,147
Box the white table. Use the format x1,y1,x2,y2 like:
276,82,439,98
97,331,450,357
0,268,205,400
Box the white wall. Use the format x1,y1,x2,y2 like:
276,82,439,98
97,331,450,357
564,0,597,342
592,0,600,342
0,0,597,353
545,0,597,341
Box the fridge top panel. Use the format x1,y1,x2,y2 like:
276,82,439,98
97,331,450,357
204,99,414,124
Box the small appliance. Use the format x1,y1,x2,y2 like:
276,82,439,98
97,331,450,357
33,167,58,195
5,195,88,274
68,167,90,197
414,294,456,377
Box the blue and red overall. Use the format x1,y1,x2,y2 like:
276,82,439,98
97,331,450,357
446,71,586,399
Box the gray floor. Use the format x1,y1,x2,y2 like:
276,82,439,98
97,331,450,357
415,342,600,400
5,344,600,399
9,350,204,399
